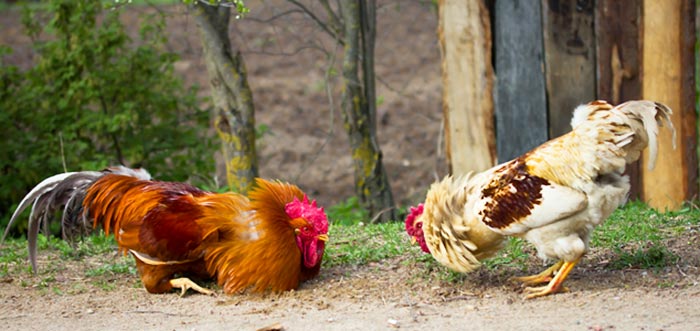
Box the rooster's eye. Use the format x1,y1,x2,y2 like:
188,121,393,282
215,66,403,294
302,226,309,232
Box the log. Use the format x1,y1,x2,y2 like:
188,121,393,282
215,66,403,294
541,0,596,138
640,0,698,210
494,0,548,162
438,0,496,174
595,0,643,200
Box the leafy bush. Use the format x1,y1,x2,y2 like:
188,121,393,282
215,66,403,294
326,196,370,226
0,0,215,233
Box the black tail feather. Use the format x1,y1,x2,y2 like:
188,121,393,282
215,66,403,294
2,166,151,273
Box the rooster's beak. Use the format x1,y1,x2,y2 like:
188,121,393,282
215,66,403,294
317,234,329,242
410,236,417,245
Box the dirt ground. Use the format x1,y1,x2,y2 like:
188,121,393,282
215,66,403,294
2,244,700,331
1,1,700,330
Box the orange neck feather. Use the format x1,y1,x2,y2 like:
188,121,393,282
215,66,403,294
201,179,314,293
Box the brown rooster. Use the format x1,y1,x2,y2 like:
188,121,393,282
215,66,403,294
405,100,675,299
4,166,329,295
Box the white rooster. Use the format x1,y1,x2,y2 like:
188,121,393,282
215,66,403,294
405,100,675,298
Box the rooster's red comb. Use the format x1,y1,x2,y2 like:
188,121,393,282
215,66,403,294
285,195,329,234
404,203,424,234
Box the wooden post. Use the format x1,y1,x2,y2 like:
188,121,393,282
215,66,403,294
541,0,596,138
438,0,496,174
595,0,644,200
494,0,548,162
640,0,698,210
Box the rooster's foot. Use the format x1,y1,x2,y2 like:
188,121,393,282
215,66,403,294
523,284,570,299
511,260,564,286
521,259,579,300
169,277,216,297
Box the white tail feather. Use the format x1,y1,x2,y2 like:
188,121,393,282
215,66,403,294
614,101,675,170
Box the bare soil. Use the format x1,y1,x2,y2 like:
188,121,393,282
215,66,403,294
1,2,700,330
2,237,700,331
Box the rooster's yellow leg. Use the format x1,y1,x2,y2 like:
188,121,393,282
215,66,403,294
169,277,215,297
523,259,579,299
511,260,564,285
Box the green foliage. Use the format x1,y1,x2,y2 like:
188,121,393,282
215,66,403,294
255,123,271,140
0,0,216,233
326,196,369,226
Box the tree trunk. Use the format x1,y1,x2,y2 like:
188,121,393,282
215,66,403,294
192,3,258,193
340,0,396,222
438,0,496,173
640,0,697,210
493,0,548,162
541,0,596,139
595,0,643,200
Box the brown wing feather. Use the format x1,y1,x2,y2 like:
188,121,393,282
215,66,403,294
84,174,209,261
479,158,550,230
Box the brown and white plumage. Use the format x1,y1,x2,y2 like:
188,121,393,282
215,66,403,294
406,100,675,298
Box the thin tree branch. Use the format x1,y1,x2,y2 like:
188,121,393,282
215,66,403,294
369,206,395,223
244,9,306,24
242,43,329,57
320,0,342,36
287,0,345,45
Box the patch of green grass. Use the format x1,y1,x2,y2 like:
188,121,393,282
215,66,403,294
1,232,119,280
34,232,117,257
590,201,700,271
85,257,136,277
36,235,72,256
592,200,700,249
482,237,530,270
608,245,680,271
70,232,119,257
0,237,27,264
323,221,409,267
591,201,665,248
0,237,30,277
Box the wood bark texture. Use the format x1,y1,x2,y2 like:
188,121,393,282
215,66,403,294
193,4,258,193
595,0,643,199
438,0,496,173
641,0,697,209
542,0,596,138
493,0,548,162
340,0,395,222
